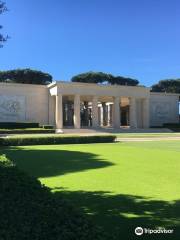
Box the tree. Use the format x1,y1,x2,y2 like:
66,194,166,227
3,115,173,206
0,69,53,85
71,71,113,84
0,1,8,47
151,79,180,94
71,71,139,86
109,76,139,86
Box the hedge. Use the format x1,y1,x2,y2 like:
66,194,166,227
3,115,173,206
163,123,180,129
0,135,116,146
0,155,107,240
42,125,54,129
0,128,55,134
0,122,39,129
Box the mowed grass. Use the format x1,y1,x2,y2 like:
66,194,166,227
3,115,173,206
116,132,180,138
1,141,180,239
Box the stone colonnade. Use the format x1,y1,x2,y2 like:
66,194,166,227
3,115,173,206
55,94,150,129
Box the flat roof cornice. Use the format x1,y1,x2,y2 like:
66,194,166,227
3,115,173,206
0,82,47,89
150,92,180,97
51,80,149,90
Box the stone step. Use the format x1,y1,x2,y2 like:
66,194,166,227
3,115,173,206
60,127,173,134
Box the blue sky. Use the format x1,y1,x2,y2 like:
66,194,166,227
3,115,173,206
0,0,180,86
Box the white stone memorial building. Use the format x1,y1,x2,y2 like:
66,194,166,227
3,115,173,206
0,81,179,129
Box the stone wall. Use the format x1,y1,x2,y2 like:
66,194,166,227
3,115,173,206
0,83,50,125
150,92,179,126
0,82,179,128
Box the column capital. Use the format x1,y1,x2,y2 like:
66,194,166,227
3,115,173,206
114,96,120,100
74,94,80,99
92,96,98,100
129,97,136,103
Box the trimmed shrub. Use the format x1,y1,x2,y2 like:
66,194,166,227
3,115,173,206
163,123,180,132
0,154,14,167
163,123,180,129
0,155,107,240
0,128,55,134
0,122,39,129
0,135,116,146
42,125,54,129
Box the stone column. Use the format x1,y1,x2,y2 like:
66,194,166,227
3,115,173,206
92,96,99,127
55,94,63,129
129,97,137,128
107,104,111,126
109,104,113,126
102,102,107,126
74,94,80,128
142,98,150,128
100,105,103,126
113,97,120,128
49,95,55,125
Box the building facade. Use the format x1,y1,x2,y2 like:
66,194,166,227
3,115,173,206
0,82,179,129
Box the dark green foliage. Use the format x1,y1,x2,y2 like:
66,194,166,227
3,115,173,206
151,79,180,93
71,71,113,84
163,123,180,128
0,135,116,146
0,1,7,14
109,76,139,86
0,156,107,240
71,71,139,86
151,123,180,132
0,1,8,47
0,69,53,85
0,129,55,134
42,125,54,129
163,123,180,132
0,122,39,129
0,122,55,133
0,154,14,167
0,33,7,46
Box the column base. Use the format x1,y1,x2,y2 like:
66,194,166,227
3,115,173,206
110,124,121,128
56,129,64,134
74,125,81,129
130,126,137,129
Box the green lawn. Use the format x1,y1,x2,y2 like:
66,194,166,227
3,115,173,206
1,141,180,239
115,132,180,138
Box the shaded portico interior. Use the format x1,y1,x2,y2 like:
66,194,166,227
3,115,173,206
48,81,150,130
61,95,131,128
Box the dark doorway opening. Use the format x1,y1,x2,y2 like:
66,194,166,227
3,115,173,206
121,106,129,126
63,101,74,127
81,101,92,127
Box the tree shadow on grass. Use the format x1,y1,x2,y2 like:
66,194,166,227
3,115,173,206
1,147,114,178
1,147,180,239
53,189,180,240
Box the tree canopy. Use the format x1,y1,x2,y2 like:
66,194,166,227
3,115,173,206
71,71,139,86
151,79,180,94
0,1,8,47
71,72,113,84
0,69,53,85
109,76,139,86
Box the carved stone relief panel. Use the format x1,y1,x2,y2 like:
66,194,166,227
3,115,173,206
153,102,170,121
0,95,26,122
